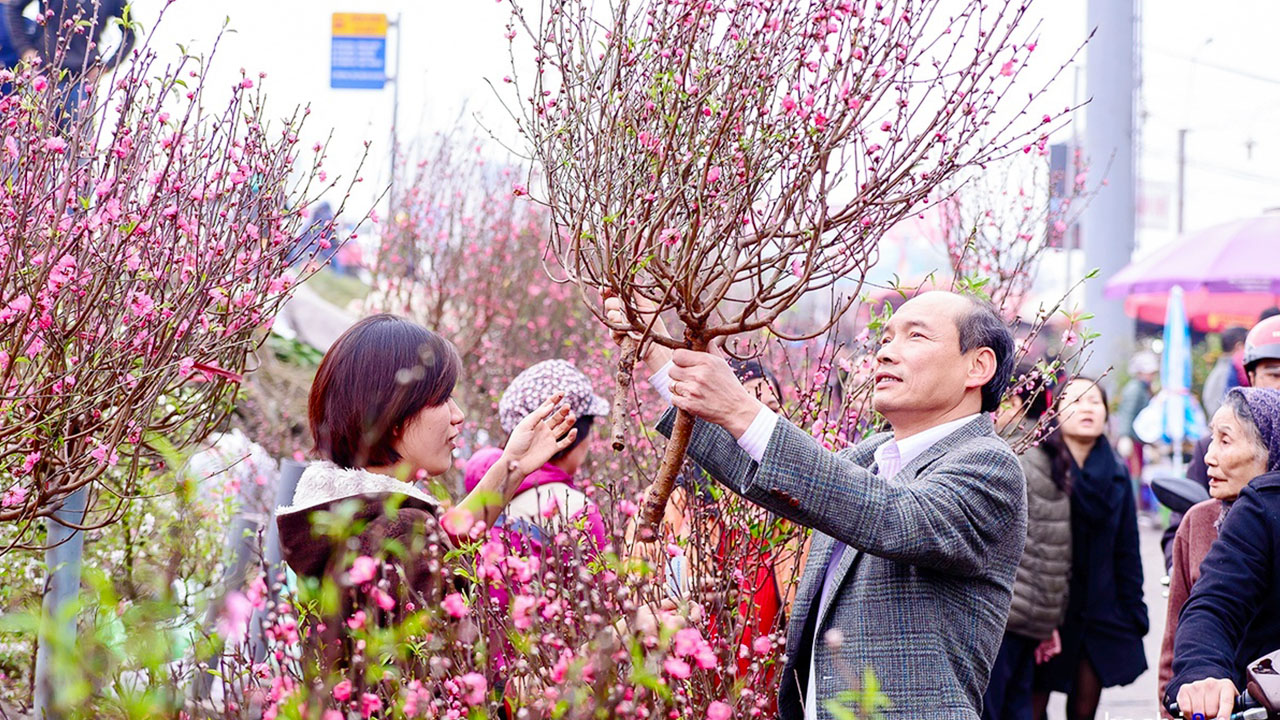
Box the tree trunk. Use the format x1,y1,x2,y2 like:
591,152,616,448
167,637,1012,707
638,335,706,539
609,335,639,451
639,406,695,538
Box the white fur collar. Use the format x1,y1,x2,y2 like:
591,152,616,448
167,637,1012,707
277,461,439,515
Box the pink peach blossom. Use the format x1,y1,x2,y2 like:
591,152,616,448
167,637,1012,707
348,555,378,585
442,592,470,618
663,657,692,679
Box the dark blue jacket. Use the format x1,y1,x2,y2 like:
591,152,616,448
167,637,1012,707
1039,440,1148,691
1168,471,1280,699
4,0,135,74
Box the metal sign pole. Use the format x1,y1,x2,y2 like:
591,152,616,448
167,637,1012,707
388,13,402,216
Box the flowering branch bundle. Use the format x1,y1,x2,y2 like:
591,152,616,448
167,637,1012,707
942,151,1091,311
0,29,370,548
367,131,609,440
506,0,1079,527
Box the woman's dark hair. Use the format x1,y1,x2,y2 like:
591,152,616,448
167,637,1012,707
1010,364,1073,493
957,297,1016,414
550,414,595,463
727,357,783,401
308,314,461,468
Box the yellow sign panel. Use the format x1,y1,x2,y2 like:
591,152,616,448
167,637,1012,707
332,12,387,37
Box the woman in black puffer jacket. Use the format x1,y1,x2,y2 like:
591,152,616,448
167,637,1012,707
984,367,1073,720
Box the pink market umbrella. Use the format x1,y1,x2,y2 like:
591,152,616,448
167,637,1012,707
1106,213,1280,299
1124,289,1280,332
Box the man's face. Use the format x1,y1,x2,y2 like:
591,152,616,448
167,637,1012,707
871,292,979,421
1250,359,1280,389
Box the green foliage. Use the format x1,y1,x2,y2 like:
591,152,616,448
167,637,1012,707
265,332,325,368
824,667,890,720
303,267,370,309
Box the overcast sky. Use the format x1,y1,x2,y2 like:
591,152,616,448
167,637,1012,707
124,0,1280,268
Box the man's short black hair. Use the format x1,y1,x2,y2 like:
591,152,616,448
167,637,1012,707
1260,307,1280,323
1223,326,1250,353
956,297,1016,414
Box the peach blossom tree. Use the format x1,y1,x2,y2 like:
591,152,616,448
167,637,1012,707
366,131,612,442
0,29,370,551
504,0,1080,528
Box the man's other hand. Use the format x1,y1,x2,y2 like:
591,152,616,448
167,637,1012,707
1176,677,1239,720
667,348,764,438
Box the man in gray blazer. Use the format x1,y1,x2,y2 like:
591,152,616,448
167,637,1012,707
606,291,1027,720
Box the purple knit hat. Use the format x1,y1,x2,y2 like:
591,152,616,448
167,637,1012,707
1228,387,1280,473
497,359,610,434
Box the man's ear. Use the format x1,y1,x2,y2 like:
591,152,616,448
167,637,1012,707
967,347,997,391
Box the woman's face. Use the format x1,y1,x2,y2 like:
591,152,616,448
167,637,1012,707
744,377,783,413
1057,379,1107,442
393,397,465,477
1205,405,1269,501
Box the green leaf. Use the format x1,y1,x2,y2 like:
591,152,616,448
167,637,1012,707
824,697,859,720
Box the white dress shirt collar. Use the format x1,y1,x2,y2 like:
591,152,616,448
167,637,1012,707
873,414,982,477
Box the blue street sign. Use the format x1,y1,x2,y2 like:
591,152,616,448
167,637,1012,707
331,36,386,90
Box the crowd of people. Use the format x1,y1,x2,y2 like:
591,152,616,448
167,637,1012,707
271,293,1280,720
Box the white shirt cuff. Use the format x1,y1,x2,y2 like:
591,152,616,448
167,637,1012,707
650,359,774,462
648,360,674,403
736,407,777,463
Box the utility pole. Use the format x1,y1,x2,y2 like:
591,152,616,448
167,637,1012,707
33,489,88,719
388,13,403,216
1081,0,1138,382
1176,128,1187,235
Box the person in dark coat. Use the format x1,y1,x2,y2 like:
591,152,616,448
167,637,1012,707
4,0,135,79
984,366,1074,720
1157,387,1275,718
1168,387,1280,720
1034,378,1148,720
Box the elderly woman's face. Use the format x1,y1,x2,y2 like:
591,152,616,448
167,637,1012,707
1205,405,1269,501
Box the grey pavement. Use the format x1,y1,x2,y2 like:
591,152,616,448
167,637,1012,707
273,283,356,352
1046,520,1170,720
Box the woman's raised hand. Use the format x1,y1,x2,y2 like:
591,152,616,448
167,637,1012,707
501,392,577,482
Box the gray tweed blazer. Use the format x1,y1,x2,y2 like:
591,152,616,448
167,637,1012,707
659,410,1026,720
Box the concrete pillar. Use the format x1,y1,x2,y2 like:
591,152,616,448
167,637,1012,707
1081,0,1139,383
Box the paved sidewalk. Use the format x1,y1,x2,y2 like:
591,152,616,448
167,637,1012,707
1046,520,1169,720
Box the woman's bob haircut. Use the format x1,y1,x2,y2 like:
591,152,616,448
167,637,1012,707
308,314,461,469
